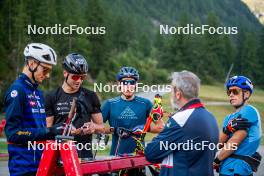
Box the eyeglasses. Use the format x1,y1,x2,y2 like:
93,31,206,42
120,80,136,85
71,74,87,81
227,88,242,96
39,64,52,75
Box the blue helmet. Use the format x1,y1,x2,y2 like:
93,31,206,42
225,76,253,94
117,66,139,81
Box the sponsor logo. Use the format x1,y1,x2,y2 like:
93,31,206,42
11,90,18,98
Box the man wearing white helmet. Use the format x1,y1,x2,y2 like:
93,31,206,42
4,43,64,175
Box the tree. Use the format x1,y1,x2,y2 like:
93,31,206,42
85,0,110,78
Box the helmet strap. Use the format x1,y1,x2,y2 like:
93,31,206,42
27,59,40,84
64,73,80,90
233,91,247,109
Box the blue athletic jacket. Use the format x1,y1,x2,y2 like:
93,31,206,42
145,99,219,176
4,73,48,176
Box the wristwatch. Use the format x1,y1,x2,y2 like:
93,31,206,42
109,127,115,133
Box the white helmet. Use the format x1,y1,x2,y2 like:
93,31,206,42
24,43,57,65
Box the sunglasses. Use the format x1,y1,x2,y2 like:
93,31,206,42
39,64,52,75
71,74,87,81
120,80,136,85
227,88,242,96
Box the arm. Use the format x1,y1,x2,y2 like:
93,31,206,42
44,91,55,127
81,113,105,134
217,130,247,161
104,126,113,134
46,116,54,127
216,116,251,160
101,100,111,133
146,99,164,133
218,131,229,149
144,118,184,163
81,92,105,134
4,87,48,144
91,113,105,133
149,119,164,133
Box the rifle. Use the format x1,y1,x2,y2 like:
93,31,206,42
56,97,77,141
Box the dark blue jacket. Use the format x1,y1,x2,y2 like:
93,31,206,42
4,73,48,176
145,99,219,176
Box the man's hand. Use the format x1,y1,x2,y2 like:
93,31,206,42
213,157,221,173
223,117,251,135
82,122,95,134
70,126,82,135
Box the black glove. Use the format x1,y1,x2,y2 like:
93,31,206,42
223,116,251,135
213,157,221,173
47,122,64,138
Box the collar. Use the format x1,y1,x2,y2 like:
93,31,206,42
178,98,204,111
121,94,135,101
19,73,39,89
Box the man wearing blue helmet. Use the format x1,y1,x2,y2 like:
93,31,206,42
213,76,262,176
102,66,164,157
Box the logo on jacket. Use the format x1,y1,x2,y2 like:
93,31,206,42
29,101,37,107
11,90,18,98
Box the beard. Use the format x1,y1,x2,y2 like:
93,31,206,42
170,96,180,110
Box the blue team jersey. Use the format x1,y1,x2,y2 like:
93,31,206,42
4,73,48,175
102,96,152,155
220,105,262,175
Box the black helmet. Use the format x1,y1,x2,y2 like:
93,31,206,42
63,53,88,74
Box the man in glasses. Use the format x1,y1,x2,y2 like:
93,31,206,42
102,66,164,157
214,76,262,176
4,43,65,175
45,53,104,160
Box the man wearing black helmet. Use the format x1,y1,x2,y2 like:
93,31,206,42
45,53,104,160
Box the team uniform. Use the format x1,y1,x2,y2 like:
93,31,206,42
220,105,262,175
45,87,101,158
144,99,219,176
102,96,152,155
4,73,48,175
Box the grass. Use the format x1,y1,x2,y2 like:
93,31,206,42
0,141,7,153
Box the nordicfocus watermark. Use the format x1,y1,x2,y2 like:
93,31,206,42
27,24,106,35
160,24,238,35
28,141,106,151
93,83,171,93
160,140,238,151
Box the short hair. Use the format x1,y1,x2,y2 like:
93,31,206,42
170,70,200,99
